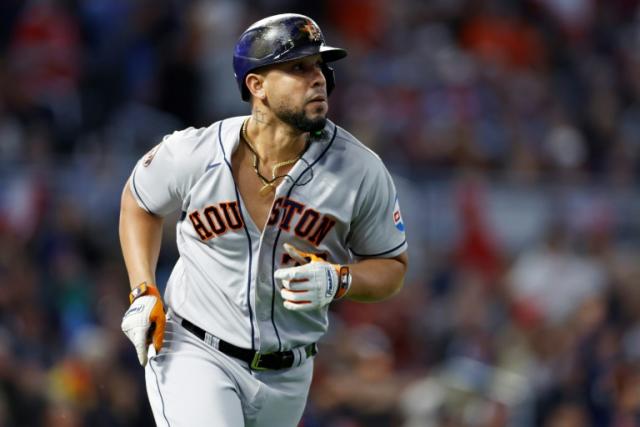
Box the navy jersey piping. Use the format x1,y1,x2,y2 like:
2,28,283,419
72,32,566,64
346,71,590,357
270,124,338,352
218,120,257,351
350,240,407,257
131,165,156,215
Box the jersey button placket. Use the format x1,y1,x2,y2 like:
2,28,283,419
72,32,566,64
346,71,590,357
254,251,272,323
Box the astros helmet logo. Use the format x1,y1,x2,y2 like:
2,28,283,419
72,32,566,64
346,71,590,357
299,19,322,42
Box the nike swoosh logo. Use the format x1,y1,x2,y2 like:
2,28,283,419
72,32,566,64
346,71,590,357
206,162,221,171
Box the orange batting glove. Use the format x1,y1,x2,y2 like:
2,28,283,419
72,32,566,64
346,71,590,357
121,283,166,366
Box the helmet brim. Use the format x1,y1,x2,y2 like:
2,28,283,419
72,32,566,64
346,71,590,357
242,44,347,74
270,44,347,66
319,45,348,62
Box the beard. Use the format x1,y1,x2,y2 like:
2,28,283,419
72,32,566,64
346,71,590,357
274,104,327,133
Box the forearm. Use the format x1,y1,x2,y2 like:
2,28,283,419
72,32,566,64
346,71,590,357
345,252,408,302
119,181,164,290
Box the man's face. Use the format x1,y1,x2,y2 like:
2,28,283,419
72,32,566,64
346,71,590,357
261,54,329,132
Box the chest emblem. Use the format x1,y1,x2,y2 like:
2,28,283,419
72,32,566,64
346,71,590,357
187,197,336,246
188,201,244,240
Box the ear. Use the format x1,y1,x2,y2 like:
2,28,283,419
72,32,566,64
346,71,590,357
245,73,266,101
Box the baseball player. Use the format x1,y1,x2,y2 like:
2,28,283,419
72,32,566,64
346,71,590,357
119,13,408,427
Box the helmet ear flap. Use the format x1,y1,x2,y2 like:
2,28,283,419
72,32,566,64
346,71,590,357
321,63,336,96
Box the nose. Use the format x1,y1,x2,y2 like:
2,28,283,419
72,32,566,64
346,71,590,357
311,64,326,88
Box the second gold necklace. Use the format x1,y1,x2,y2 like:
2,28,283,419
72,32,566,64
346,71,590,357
241,119,303,195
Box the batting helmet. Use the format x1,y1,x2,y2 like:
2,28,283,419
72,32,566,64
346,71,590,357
233,13,347,102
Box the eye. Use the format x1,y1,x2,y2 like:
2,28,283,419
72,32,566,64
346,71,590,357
289,59,322,72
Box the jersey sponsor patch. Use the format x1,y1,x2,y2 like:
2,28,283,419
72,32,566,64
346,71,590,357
393,196,405,232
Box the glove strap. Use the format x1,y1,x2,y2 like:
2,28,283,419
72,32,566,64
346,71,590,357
129,282,160,304
334,266,351,300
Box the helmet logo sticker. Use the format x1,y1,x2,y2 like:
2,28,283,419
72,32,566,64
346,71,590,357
299,20,322,42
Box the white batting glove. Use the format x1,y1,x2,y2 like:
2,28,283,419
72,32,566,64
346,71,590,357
274,243,351,312
121,283,166,366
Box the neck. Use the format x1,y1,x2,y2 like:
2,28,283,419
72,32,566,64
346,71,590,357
245,110,308,164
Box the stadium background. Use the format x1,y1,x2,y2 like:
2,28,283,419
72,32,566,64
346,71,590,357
1,0,640,425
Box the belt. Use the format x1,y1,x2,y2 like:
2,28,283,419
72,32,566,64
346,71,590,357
180,318,317,370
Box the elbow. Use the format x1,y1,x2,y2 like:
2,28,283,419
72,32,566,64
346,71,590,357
389,251,409,297
120,180,134,215
390,268,406,297
395,251,409,283
367,253,409,302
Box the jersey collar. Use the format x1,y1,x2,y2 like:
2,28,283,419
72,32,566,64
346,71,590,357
220,116,336,172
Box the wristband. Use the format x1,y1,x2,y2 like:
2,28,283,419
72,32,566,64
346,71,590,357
129,282,160,304
334,266,351,300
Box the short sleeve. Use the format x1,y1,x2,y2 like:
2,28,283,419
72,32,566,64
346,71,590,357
348,165,408,259
129,128,209,216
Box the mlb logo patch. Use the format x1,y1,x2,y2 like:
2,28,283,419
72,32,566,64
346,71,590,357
393,196,405,232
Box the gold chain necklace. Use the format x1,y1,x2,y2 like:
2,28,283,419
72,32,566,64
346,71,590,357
241,119,304,195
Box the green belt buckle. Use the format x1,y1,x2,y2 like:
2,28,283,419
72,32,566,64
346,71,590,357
250,352,269,371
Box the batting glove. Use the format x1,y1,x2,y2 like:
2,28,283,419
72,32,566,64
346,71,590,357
121,283,166,366
274,243,351,312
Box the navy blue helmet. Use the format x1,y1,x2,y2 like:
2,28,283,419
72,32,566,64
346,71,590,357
233,13,347,101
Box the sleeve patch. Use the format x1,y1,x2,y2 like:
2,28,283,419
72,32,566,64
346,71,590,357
393,196,405,232
143,143,161,167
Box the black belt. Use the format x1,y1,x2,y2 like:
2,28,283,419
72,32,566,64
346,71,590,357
180,318,317,370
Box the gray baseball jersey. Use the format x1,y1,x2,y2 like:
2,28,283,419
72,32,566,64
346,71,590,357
129,115,407,353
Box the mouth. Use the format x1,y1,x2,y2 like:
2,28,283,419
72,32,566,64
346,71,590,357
307,95,327,104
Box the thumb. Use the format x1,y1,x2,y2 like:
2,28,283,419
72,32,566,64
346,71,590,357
283,243,309,264
135,340,150,366
283,243,325,264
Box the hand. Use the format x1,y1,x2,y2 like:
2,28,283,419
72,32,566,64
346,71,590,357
121,284,166,366
274,243,351,311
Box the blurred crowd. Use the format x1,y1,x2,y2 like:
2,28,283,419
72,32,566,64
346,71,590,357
1,0,640,426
